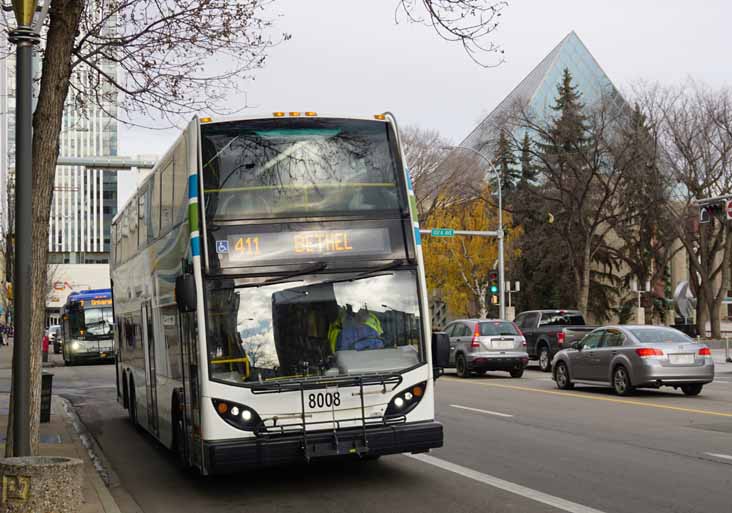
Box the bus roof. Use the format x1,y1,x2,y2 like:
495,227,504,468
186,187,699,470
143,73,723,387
66,288,112,304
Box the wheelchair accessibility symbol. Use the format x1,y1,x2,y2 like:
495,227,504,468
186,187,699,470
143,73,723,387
216,240,229,254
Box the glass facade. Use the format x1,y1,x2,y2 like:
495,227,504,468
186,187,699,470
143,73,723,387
462,31,625,151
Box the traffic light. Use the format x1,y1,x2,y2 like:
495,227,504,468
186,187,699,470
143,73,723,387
488,270,498,295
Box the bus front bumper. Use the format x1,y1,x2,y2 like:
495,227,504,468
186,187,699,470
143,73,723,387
203,420,443,474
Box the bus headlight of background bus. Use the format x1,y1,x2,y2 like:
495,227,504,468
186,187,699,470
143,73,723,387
212,399,263,432
70,341,81,352
384,381,427,418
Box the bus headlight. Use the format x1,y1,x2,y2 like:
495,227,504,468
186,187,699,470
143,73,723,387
71,341,81,352
385,381,427,418
212,399,263,432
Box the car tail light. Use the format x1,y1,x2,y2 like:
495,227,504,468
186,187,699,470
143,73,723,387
512,322,524,337
557,331,565,345
698,347,711,356
520,337,527,347
636,348,664,358
471,325,480,348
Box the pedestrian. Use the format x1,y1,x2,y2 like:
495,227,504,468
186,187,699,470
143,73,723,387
0,325,4,347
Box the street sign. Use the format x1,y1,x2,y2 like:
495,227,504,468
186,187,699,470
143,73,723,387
726,199,732,221
430,228,455,237
699,207,711,224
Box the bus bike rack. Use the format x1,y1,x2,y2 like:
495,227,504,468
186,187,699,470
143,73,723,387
250,374,405,461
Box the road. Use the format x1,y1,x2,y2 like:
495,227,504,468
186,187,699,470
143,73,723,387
39,355,732,513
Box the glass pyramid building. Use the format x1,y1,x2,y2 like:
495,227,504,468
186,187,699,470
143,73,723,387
460,31,625,151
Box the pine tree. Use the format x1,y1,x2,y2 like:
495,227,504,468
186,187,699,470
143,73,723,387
538,68,589,158
492,129,520,191
519,132,537,184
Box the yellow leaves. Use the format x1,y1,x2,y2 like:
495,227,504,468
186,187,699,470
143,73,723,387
422,186,520,318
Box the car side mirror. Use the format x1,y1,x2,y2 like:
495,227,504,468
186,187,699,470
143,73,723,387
431,331,450,379
572,341,582,351
175,274,197,313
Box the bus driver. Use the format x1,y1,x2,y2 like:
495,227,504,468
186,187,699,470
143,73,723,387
328,306,384,352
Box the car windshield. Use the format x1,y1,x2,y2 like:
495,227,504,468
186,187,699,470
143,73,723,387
538,313,585,326
205,270,424,385
201,118,404,220
479,321,519,336
628,328,692,344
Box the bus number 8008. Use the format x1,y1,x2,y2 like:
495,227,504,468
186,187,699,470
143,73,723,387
308,392,341,409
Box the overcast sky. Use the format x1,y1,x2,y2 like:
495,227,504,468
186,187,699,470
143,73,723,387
118,0,732,207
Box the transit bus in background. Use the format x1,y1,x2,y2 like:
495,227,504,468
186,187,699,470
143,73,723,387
110,112,449,475
61,288,115,366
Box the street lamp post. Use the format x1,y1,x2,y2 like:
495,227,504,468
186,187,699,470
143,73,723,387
4,0,49,457
446,145,506,319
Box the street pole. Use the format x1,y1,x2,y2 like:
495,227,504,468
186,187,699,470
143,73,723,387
10,31,34,458
8,0,47,457
446,145,506,319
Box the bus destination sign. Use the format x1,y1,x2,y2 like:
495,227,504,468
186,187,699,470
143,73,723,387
223,228,391,263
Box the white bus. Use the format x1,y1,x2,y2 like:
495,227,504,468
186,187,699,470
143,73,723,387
110,113,449,474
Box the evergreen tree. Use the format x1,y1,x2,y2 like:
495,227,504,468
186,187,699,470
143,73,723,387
492,129,521,191
518,132,537,184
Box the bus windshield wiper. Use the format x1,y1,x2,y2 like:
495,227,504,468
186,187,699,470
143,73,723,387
257,262,328,287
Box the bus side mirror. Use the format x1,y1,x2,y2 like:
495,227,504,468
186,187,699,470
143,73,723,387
175,274,197,313
431,331,450,379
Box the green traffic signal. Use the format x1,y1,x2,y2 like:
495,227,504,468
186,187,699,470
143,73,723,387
490,284,498,294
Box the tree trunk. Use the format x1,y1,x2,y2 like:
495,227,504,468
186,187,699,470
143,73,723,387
4,0,85,456
696,288,708,338
577,243,592,314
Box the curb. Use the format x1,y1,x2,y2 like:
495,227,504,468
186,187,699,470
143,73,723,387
58,397,123,513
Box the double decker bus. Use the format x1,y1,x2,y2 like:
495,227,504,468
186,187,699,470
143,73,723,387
110,112,448,475
61,288,115,365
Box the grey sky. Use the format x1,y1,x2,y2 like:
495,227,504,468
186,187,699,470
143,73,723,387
118,0,732,207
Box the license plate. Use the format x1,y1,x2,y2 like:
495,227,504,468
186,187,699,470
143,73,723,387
669,354,694,365
493,340,515,350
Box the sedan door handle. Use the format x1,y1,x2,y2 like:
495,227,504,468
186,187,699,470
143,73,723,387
611,351,618,355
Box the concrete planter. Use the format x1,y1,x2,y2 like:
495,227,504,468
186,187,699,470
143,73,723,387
0,456,83,513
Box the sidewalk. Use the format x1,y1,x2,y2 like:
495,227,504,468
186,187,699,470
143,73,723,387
0,344,121,513
712,348,732,375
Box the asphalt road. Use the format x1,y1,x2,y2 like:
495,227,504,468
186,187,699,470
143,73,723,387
41,355,732,513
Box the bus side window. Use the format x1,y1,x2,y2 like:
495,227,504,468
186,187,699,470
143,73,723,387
150,172,161,240
173,141,188,224
130,194,139,252
161,161,174,231
138,186,148,246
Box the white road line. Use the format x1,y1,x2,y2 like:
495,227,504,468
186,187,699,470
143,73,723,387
705,452,732,462
407,453,607,513
449,404,514,418
711,380,730,384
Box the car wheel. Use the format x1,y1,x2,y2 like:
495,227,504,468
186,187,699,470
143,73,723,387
681,383,703,396
538,346,551,372
456,355,470,378
554,361,573,389
509,368,524,378
613,366,633,396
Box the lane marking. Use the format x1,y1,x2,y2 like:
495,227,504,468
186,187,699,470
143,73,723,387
450,404,513,418
407,453,607,513
711,380,730,384
705,452,732,462
443,378,732,418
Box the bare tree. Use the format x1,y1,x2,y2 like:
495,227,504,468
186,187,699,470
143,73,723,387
400,125,454,219
505,74,634,315
637,82,732,337
397,0,508,66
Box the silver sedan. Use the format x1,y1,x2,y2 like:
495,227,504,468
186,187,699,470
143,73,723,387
551,326,714,396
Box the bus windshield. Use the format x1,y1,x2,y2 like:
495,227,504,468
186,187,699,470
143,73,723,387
205,270,424,385
68,306,114,340
201,118,404,220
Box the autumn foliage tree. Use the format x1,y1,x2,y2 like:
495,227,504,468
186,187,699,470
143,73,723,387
423,188,520,318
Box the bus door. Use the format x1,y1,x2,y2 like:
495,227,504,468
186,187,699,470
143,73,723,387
142,301,159,436
178,311,201,467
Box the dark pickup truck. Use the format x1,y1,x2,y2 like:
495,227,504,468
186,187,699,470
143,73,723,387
514,310,595,372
